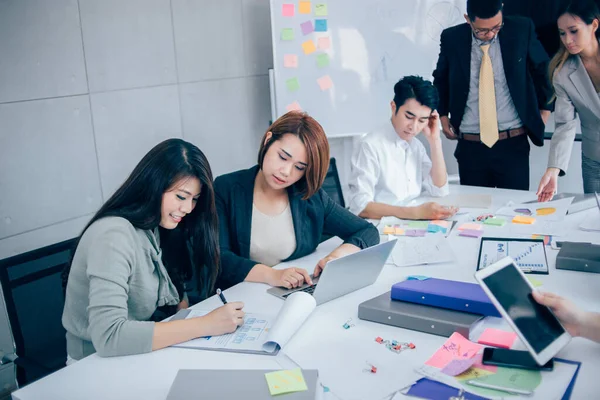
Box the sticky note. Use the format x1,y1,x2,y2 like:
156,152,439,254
457,223,482,231
425,332,482,369
317,74,333,90
286,77,300,92
315,19,328,32
531,234,552,245
302,40,316,54
383,225,394,235
477,328,518,349
286,101,302,112
300,20,314,35
282,4,294,17
284,54,298,68
281,28,294,41
441,358,477,376
318,36,331,50
299,1,311,14
408,221,429,229
484,217,506,226
315,3,328,16
513,215,536,224
427,224,446,233
407,275,431,281
316,53,330,67
459,229,483,238
527,276,543,287
455,367,496,381
394,227,405,235
265,368,308,396
431,220,450,228
405,229,427,237
470,352,498,373
536,207,556,216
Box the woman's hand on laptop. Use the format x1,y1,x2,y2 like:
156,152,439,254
268,267,313,289
314,244,361,277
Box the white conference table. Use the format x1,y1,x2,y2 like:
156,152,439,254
12,185,600,400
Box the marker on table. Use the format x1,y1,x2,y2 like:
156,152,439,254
466,380,534,396
216,288,228,305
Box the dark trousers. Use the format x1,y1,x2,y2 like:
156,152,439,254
454,134,530,190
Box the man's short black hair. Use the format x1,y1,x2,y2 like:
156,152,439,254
467,0,503,21
392,76,439,114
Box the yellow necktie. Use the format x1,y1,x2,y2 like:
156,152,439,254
479,44,499,148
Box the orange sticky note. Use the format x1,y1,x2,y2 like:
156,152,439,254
318,36,331,50
383,225,394,235
299,1,311,14
513,215,536,224
284,54,298,68
317,75,333,91
477,328,518,349
302,40,316,54
394,227,405,235
286,101,302,112
425,332,482,369
457,223,482,231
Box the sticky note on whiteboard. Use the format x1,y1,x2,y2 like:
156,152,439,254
282,4,294,17
302,40,316,54
317,75,333,90
318,36,331,50
284,54,298,68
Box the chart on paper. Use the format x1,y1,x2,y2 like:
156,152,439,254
478,239,548,273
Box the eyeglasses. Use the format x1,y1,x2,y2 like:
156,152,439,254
473,22,504,36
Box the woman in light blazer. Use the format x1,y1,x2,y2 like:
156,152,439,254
537,0,600,201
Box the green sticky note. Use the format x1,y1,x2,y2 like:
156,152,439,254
484,217,506,226
286,77,300,92
281,28,294,41
316,53,330,67
315,3,328,16
265,368,308,396
527,276,543,287
408,221,429,229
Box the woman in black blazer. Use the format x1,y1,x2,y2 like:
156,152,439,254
215,111,380,290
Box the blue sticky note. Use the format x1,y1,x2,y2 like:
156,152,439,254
315,19,327,32
407,275,430,281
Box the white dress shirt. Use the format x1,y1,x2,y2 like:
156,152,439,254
348,121,449,215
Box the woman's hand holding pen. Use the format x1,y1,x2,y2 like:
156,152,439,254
202,301,245,336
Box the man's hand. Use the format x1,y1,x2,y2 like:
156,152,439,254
540,109,551,125
440,116,457,140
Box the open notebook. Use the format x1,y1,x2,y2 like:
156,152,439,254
171,292,316,355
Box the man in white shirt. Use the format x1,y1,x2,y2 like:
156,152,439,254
349,76,457,220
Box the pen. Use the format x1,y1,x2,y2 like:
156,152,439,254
466,380,533,396
216,288,228,305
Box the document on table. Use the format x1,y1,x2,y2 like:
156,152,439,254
477,238,549,274
389,236,455,267
171,292,316,355
496,197,573,222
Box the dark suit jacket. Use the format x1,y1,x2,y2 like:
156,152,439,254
214,165,380,289
432,16,553,147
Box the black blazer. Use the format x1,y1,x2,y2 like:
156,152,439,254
432,16,553,147
214,165,380,289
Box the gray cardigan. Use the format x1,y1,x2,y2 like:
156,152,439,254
549,55,600,174
62,217,180,360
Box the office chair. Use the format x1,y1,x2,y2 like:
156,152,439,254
0,238,77,386
320,158,346,243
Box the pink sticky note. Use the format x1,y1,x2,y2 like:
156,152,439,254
284,54,298,68
425,333,483,369
317,75,333,91
286,101,302,112
301,20,314,35
459,229,483,238
441,358,476,376
318,36,331,50
477,328,518,349
458,223,482,231
282,4,294,17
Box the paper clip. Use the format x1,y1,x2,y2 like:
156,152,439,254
449,388,465,400
475,214,493,222
342,318,355,329
363,362,377,374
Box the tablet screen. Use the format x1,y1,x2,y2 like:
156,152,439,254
482,264,565,354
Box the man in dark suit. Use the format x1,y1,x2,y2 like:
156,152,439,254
433,0,554,190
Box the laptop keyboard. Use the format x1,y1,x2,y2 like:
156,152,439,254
282,284,318,299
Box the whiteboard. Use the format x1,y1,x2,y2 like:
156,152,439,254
270,0,467,137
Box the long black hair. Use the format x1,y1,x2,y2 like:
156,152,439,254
62,138,220,298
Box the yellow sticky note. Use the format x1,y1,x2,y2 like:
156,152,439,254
513,215,536,224
302,40,316,54
317,74,333,90
318,36,331,50
458,223,482,231
394,227,405,235
315,3,328,16
527,276,543,287
455,367,496,381
265,368,308,396
299,1,311,14
383,225,394,235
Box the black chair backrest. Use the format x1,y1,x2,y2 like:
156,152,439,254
0,238,77,372
321,158,345,208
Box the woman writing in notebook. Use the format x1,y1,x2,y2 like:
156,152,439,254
537,0,600,201
62,139,244,361
215,111,380,290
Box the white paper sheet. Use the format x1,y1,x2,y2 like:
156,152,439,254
478,239,548,273
389,236,455,267
496,198,574,222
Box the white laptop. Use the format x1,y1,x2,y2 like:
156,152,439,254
267,239,396,305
